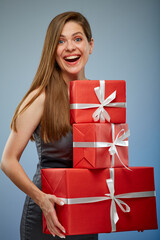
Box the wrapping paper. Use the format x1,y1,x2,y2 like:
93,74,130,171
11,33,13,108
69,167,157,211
41,167,158,235
73,123,129,169
70,80,126,124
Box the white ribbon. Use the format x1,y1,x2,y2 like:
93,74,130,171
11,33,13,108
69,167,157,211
60,169,156,232
70,80,126,122
60,179,155,232
93,81,117,122
110,124,130,169
105,178,130,230
73,124,130,169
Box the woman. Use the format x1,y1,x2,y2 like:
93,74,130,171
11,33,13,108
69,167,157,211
1,11,98,240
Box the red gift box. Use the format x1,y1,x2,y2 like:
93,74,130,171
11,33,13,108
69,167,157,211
41,167,158,235
70,80,126,124
73,123,130,169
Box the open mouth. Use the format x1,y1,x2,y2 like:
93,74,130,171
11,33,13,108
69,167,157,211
64,55,80,63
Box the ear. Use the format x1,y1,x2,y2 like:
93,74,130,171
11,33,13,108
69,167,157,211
89,38,94,54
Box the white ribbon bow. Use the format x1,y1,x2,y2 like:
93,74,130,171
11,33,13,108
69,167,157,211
60,173,155,232
61,178,131,231
73,124,130,169
70,80,126,122
105,178,130,230
109,126,130,169
93,81,117,122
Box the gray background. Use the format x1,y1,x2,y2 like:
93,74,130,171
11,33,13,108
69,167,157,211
0,0,160,239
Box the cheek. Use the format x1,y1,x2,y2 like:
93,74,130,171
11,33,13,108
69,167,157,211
83,47,90,59
56,46,63,59
82,43,91,56
56,52,60,61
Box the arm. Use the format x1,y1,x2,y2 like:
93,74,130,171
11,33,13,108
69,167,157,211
1,90,66,238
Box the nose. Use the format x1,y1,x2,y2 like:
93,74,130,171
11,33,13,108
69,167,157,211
66,40,76,51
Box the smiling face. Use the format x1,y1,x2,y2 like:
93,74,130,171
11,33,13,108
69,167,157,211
55,21,94,83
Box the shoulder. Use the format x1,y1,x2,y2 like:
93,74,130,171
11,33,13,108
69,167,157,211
14,88,46,135
16,87,46,128
19,88,46,113
26,88,45,105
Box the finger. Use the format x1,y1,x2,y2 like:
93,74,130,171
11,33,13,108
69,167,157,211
45,203,66,236
52,225,66,238
46,217,55,234
47,195,66,235
52,207,66,234
47,216,65,238
51,195,65,206
46,218,63,238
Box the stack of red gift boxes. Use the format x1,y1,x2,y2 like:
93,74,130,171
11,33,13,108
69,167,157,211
42,80,158,235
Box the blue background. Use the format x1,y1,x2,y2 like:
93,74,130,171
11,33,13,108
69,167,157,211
0,0,159,239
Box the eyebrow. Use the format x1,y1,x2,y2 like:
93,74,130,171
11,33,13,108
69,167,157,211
60,32,84,38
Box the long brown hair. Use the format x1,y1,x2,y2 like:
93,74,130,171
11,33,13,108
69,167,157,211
11,11,92,143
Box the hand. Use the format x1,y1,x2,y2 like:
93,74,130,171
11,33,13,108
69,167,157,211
39,193,66,238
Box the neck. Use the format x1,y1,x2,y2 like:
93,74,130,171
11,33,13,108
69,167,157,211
62,71,87,87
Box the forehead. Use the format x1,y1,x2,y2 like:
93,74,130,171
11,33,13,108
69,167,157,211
60,21,85,37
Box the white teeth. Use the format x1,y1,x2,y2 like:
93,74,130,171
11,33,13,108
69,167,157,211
65,55,79,60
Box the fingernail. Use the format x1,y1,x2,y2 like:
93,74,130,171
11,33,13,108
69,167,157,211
60,236,65,239
52,234,55,237
60,201,64,206
62,229,66,233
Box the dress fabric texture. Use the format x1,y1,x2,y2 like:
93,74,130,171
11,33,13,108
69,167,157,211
20,126,98,240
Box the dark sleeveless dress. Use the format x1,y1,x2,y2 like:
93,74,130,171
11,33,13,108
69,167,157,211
20,125,98,240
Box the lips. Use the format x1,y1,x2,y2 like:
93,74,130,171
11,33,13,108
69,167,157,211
64,55,80,63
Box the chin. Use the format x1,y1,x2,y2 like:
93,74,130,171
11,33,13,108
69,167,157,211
65,69,81,76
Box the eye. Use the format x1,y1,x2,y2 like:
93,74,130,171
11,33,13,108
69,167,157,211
75,37,82,42
59,39,65,44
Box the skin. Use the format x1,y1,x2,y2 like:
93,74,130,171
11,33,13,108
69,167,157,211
56,21,94,85
1,21,94,238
